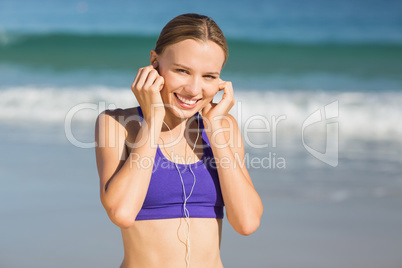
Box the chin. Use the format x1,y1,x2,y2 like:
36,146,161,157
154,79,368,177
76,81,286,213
166,104,201,120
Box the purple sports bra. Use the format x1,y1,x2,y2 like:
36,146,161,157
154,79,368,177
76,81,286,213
135,106,224,220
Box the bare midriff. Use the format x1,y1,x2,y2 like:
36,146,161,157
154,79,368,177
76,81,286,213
120,218,224,268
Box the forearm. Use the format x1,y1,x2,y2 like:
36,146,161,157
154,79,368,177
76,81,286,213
102,118,163,227
208,128,263,235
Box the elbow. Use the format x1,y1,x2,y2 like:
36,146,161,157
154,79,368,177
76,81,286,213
231,204,263,236
108,207,136,228
102,197,137,228
229,213,261,236
101,196,137,228
236,218,261,236
239,200,264,236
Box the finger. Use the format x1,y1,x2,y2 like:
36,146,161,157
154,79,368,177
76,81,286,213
136,66,154,89
218,82,226,91
202,101,213,115
221,81,234,103
131,67,145,90
143,69,159,89
218,78,226,90
154,76,165,91
225,81,234,97
133,67,148,89
219,81,230,92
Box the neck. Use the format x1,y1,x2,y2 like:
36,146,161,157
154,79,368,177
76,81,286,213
162,112,186,134
160,109,200,145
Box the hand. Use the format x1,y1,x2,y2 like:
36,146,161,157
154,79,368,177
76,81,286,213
131,62,165,121
202,79,235,129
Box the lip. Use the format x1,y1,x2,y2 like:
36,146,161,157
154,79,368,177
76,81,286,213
175,93,201,102
174,93,201,109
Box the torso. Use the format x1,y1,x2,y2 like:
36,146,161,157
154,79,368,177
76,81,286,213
120,218,223,268
116,107,224,268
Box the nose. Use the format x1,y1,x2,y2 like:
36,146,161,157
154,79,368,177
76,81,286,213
183,76,202,96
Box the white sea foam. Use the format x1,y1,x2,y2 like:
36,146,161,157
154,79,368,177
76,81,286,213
0,85,135,124
0,85,401,144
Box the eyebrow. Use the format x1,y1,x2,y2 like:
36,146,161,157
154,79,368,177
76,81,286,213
173,63,220,75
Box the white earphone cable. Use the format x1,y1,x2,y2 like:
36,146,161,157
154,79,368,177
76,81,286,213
163,114,200,268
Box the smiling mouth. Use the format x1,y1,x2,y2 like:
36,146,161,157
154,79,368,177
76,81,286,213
174,93,201,105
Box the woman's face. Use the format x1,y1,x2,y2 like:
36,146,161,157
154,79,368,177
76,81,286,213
152,39,225,119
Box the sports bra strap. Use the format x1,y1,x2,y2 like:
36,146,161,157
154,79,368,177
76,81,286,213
137,106,144,123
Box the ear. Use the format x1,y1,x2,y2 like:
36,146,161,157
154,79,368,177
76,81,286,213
150,50,158,65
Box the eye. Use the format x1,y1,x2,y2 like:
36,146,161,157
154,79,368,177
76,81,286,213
204,75,217,80
176,69,188,74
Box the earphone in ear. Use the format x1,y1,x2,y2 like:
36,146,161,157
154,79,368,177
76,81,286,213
152,60,159,72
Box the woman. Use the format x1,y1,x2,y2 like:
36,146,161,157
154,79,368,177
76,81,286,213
95,13,263,268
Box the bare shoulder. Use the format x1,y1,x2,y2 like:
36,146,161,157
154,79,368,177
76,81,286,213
98,107,140,124
222,113,243,149
94,107,141,194
221,113,238,127
95,107,142,143
220,112,240,135
94,107,142,180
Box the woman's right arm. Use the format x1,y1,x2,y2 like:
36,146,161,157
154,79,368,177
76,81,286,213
95,64,164,228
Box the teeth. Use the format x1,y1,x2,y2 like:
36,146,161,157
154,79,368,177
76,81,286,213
176,94,197,105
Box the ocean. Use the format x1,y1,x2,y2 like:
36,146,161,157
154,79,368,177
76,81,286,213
1,0,402,267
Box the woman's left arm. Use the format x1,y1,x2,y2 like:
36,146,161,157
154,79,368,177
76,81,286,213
203,80,263,236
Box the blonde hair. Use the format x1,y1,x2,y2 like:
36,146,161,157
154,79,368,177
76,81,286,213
154,13,228,66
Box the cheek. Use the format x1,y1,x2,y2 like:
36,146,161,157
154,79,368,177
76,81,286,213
161,72,185,92
203,84,219,99
198,86,219,108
